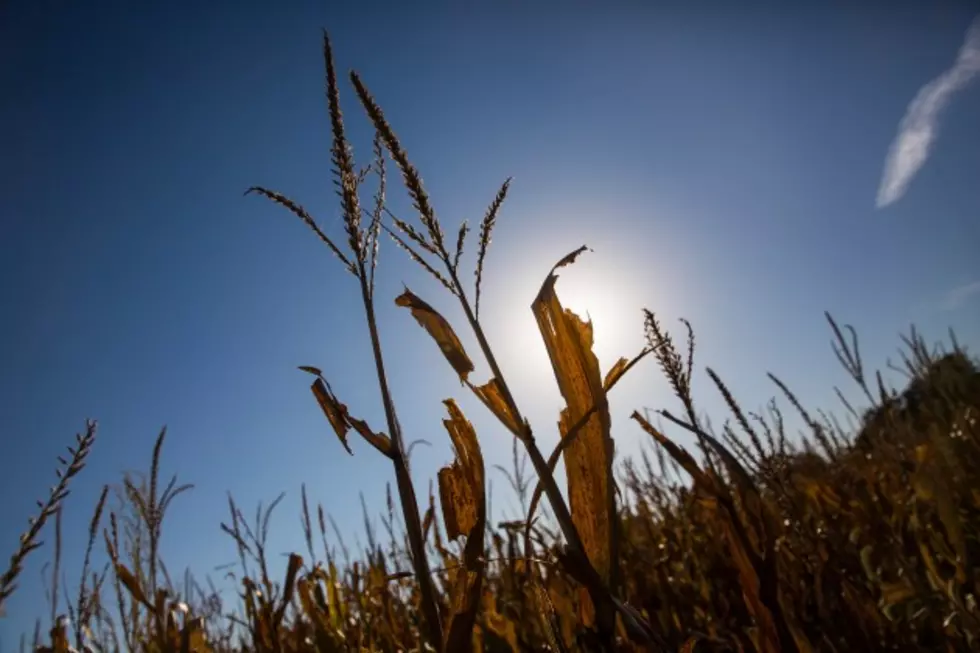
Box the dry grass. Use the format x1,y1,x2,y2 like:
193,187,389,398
4,31,980,653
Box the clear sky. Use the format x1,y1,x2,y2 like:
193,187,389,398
2,0,979,637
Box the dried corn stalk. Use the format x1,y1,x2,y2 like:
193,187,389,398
531,246,617,618
438,399,486,652
632,411,801,653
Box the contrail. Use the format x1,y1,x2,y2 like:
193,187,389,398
941,280,980,311
876,15,980,208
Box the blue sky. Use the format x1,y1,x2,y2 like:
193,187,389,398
2,0,979,636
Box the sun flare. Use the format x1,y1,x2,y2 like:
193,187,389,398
489,249,649,401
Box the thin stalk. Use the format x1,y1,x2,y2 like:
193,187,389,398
358,269,444,651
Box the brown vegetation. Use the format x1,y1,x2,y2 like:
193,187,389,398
3,32,979,653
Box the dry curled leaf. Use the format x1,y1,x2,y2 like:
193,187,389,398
522,345,654,556
531,249,616,619
310,377,392,457
437,399,486,652
438,400,484,539
114,562,151,609
274,553,303,626
439,466,475,542
602,357,631,392
348,415,393,458
550,244,591,272
632,413,710,487
311,378,354,455
469,377,522,436
603,346,655,393
396,288,474,382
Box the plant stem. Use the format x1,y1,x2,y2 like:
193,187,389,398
358,272,444,652
450,269,585,553
445,267,619,644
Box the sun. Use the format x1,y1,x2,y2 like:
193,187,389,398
549,262,643,362
487,248,649,400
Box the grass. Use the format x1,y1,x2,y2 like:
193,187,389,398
3,31,980,652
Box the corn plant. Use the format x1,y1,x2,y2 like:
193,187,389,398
4,29,980,653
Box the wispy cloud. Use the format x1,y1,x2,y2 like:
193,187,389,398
941,280,980,311
876,16,980,208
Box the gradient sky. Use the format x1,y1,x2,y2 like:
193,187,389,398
2,0,979,637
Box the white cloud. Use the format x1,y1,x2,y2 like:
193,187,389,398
876,16,980,208
941,280,980,311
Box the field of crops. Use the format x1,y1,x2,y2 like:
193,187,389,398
3,33,979,653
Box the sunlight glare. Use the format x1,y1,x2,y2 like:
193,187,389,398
489,249,650,407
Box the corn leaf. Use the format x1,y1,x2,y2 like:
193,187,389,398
531,249,616,609
396,288,475,382
114,562,151,609
310,377,392,457
469,377,522,436
437,399,486,652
